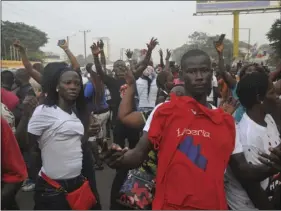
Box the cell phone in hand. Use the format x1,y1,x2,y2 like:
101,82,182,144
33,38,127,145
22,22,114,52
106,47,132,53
218,34,226,44
57,39,66,46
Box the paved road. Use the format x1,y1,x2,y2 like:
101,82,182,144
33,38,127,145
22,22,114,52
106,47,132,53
16,166,116,210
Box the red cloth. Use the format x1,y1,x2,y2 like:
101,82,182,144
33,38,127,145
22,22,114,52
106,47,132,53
1,88,19,110
148,94,236,210
1,117,28,183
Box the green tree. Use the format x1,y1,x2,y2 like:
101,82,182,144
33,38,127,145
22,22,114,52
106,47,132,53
1,21,48,60
172,31,250,65
267,19,281,58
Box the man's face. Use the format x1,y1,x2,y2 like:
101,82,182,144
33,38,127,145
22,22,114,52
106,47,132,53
181,55,213,98
113,60,127,78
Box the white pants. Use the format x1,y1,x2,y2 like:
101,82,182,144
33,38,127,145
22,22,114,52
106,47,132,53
94,111,110,140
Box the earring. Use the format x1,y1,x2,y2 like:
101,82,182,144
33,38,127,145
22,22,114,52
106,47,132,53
56,88,59,92
261,101,264,104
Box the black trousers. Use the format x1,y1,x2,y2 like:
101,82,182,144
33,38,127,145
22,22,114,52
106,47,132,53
110,120,140,210
34,142,101,210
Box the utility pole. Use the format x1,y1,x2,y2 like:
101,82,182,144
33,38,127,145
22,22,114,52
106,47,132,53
79,30,91,64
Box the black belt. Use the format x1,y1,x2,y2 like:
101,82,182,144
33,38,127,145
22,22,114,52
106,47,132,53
94,107,109,114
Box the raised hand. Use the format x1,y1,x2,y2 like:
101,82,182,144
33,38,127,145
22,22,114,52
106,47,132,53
146,37,159,51
98,39,104,50
159,49,163,57
166,49,172,60
90,42,100,56
58,39,69,50
125,49,133,59
219,96,240,115
13,40,25,52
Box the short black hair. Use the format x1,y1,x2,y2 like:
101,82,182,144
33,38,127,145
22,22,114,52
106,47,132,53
236,71,268,110
15,68,30,82
239,63,265,79
1,70,14,86
86,63,93,72
180,49,211,68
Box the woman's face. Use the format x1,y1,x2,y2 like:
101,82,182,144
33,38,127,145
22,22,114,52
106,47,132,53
57,71,81,102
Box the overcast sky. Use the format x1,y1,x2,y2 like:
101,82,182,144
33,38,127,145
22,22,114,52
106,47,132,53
2,1,280,62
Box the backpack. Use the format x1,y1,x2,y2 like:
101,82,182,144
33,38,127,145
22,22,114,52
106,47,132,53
148,94,236,210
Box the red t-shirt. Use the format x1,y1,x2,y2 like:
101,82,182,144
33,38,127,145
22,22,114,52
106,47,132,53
148,94,236,210
1,88,19,111
1,117,28,183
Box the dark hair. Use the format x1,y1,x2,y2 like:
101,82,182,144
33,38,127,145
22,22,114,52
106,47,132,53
239,63,265,79
156,71,171,90
180,49,211,68
236,71,269,110
42,62,89,130
1,71,14,88
33,63,44,74
16,68,30,82
142,75,152,96
85,63,105,106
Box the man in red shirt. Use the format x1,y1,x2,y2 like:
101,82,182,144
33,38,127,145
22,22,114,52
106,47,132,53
1,117,28,209
103,49,278,210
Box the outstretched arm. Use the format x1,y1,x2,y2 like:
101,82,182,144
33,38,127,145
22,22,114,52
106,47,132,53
58,40,80,71
133,37,159,80
14,41,42,84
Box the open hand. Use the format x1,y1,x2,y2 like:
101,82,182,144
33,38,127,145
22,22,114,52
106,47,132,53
219,96,240,115
13,40,25,52
101,143,128,168
90,42,100,56
259,144,281,173
166,49,172,60
146,37,159,51
125,49,133,59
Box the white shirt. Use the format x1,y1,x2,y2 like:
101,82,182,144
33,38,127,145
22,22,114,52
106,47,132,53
143,102,243,155
207,74,218,102
136,77,158,108
224,113,281,210
28,105,84,179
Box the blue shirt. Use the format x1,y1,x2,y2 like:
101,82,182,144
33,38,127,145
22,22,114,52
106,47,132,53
231,84,246,123
84,82,109,112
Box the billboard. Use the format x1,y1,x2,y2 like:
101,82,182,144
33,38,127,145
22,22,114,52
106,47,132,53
196,1,281,13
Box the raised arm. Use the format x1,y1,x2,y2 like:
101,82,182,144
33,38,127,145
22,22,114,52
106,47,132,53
90,42,112,86
159,49,164,68
118,67,144,128
98,39,107,71
133,37,158,80
58,40,80,71
13,40,42,84
164,49,172,72
214,37,237,89
125,49,136,72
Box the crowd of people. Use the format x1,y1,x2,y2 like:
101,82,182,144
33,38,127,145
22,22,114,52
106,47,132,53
1,35,281,210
